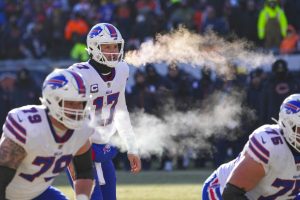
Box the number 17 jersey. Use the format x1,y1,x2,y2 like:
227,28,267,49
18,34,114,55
69,61,137,154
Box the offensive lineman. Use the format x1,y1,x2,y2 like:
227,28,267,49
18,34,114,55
202,94,300,200
0,69,94,200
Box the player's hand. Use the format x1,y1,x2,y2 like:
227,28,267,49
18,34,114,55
127,153,141,174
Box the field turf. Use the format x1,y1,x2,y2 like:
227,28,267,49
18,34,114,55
53,170,213,200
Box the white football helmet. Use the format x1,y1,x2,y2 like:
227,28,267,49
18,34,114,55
278,94,300,152
86,23,124,68
40,69,90,129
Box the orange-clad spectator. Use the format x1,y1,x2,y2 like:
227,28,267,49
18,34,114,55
64,12,89,41
280,25,300,54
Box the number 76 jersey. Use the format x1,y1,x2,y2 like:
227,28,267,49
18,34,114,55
2,105,93,200
244,124,300,200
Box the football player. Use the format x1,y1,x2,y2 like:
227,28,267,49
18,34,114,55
202,93,300,200
67,23,141,200
0,69,94,200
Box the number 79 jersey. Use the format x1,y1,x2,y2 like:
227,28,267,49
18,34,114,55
68,61,136,150
2,105,93,200
244,124,300,200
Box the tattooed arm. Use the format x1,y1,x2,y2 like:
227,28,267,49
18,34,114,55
0,135,26,200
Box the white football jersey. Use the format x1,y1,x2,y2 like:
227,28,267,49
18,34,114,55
3,105,93,200
214,124,300,200
245,124,300,200
214,157,240,194
68,61,138,154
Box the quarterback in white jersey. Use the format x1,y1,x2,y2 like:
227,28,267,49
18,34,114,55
202,94,300,200
69,61,137,154
67,23,141,200
0,69,94,200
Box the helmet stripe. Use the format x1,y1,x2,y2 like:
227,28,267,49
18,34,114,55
105,24,117,39
67,71,86,95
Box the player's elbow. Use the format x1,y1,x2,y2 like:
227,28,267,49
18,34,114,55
222,182,248,200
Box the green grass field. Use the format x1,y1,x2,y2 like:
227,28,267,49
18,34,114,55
53,170,213,200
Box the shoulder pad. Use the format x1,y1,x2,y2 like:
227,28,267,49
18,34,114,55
3,108,28,146
68,62,90,70
246,125,283,166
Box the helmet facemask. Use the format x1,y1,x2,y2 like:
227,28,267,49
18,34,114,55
58,99,89,129
278,95,300,152
91,42,124,68
279,115,300,152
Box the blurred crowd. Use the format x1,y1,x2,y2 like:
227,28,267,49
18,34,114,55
125,60,300,170
1,58,300,171
1,0,300,60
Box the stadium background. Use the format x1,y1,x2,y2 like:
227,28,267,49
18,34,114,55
1,0,300,199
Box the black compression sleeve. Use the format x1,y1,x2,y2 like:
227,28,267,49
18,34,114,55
222,182,248,200
72,147,94,180
0,166,16,200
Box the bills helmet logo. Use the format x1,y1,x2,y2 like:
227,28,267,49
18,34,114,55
284,101,300,114
44,75,68,89
102,144,111,154
89,26,103,38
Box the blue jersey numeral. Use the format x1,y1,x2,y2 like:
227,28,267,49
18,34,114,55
22,107,42,123
93,92,120,126
19,155,73,182
258,178,300,199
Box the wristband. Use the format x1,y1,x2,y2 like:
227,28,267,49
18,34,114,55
76,194,89,200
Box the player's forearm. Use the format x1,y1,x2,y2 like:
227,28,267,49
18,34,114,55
72,146,94,200
118,127,138,154
74,179,94,200
0,136,26,200
114,111,138,154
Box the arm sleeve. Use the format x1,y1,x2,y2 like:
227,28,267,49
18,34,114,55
72,148,94,180
114,90,139,155
222,183,248,200
0,166,16,200
113,64,138,155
